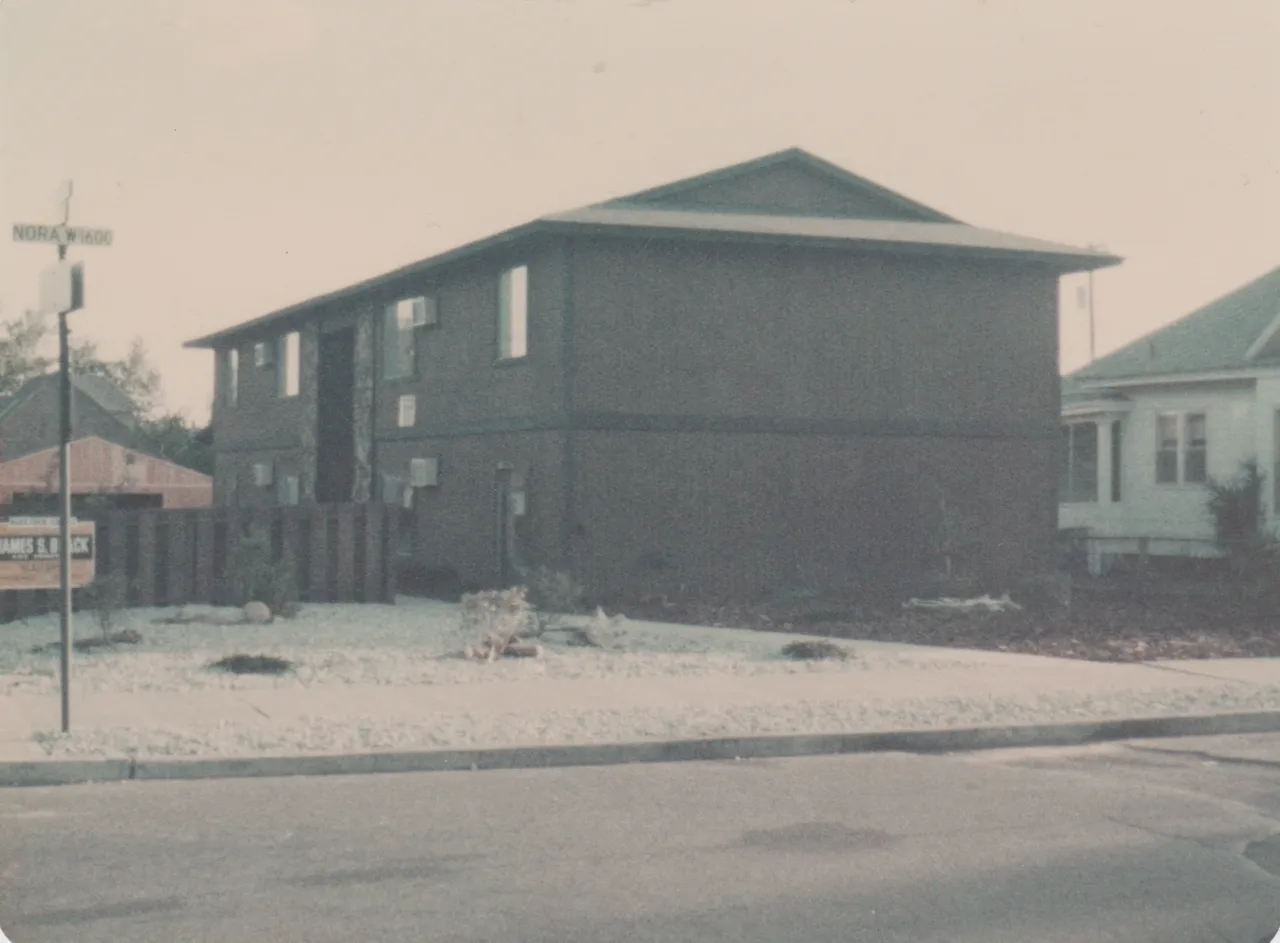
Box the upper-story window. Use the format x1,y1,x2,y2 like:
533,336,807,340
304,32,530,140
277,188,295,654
277,332,301,398
253,341,273,372
383,296,436,381
1060,422,1098,503
220,348,239,408
497,265,529,361
1156,412,1207,484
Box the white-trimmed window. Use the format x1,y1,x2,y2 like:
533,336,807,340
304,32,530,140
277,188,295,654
220,349,239,408
277,332,301,398
254,341,274,368
1156,412,1207,484
252,462,274,488
397,394,417,428
498,265,529,361
383,296,435,380
1060,422,1098,503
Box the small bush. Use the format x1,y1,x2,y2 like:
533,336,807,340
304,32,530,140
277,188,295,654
209,653,295,676
74,571,131,644
1205,460,1280,596
781,639,854,661
459,587,537,660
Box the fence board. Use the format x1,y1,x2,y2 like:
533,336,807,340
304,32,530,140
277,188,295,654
335,505,355,601
384,506,399,602
361,505,383,603
193,511,216,602
107,511,128,586
308,507,330,603
135,511,157,608
166,513,193,606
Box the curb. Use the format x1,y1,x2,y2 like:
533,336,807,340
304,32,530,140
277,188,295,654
6,709,1280,788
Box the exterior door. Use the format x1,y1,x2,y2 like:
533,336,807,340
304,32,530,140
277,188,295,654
316,327,356,503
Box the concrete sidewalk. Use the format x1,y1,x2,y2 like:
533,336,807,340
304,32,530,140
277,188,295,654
4,644,1280,767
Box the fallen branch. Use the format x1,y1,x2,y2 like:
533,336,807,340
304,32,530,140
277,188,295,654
903,593,1022,614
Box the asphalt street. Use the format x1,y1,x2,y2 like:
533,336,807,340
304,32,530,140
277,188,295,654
3,736,1280,942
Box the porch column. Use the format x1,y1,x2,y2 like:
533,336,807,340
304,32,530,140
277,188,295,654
1096,418,1114,506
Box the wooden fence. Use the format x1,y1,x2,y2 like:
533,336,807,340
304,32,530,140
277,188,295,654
0,503,401,622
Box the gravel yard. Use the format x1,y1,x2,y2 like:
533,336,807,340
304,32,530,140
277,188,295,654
6,595,1280,762
0,597,976,699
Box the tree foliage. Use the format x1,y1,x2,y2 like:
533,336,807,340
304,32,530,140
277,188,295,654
0,308,212,475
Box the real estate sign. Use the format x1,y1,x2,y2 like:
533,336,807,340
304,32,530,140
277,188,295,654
0,518,96,590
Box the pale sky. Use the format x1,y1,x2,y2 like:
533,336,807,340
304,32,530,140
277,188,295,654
1,0,1276,423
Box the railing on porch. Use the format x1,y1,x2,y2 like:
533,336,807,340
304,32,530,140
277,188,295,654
0,503,400,623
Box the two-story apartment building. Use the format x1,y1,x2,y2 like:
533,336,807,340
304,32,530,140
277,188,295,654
187,147,1118,599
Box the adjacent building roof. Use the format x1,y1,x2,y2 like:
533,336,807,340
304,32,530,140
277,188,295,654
0,372,138,426
1068,264,1280,384
186,146,1123,349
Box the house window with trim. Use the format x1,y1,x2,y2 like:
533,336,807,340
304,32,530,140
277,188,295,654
1060,422,1098,503
383,296,435,380
1156,412,1207,484
497,265,529,361
277,332,301,398
220,349,239,408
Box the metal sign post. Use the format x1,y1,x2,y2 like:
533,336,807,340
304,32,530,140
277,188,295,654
10,181,113,733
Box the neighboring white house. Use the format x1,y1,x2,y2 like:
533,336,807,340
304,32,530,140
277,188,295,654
1059,264,1280,574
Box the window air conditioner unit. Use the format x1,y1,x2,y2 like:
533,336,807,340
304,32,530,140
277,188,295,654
410,457,439,488
254,341,274,367
252,462,273,487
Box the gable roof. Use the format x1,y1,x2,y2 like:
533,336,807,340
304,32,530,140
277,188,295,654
0,435,212,483
601,147,959,223
0,372,138,426
1068,264,1280,384
186,147,1122,349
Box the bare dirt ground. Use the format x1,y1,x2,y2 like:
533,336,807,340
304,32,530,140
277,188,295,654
613,582,1280,663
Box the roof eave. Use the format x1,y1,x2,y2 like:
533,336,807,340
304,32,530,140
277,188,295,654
550,220,1121,272
185,220,553,349
1068,367,1269,389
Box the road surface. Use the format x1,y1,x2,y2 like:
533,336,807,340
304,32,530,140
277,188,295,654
3,735,1280,942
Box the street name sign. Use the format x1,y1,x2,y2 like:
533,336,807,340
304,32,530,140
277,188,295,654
12,223,113,247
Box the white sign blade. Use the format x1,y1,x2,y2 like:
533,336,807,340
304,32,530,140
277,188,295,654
11,223,113,246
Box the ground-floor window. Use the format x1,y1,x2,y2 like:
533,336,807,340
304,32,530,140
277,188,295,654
1156,411,1207,485
1060,422,1099,503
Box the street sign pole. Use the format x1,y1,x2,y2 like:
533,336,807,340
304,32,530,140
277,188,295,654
9,181,113,735
57,181,74,735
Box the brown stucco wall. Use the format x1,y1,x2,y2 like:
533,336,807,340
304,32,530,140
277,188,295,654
568,430,1056,599
564,235,1062,598
568,237,1059,426
372,240,567,434
377,431,565,588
